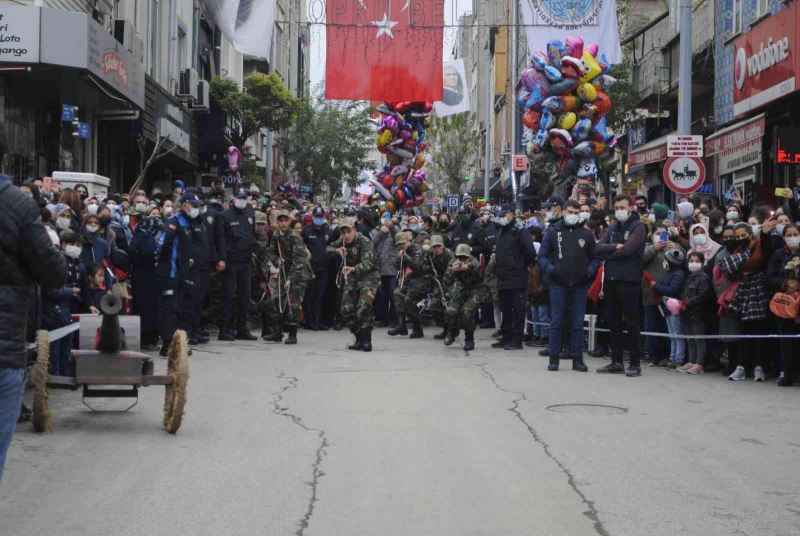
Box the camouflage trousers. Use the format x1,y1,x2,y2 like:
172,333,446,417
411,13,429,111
484,275,499,305
429,285,447,323
393,277,432,323
268,279,307,328
341,278,379,331
445,287,482,332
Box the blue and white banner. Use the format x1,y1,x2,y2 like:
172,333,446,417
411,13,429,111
519,0,622,64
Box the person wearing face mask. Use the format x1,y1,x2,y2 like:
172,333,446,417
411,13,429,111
725,205,742,224
641,224,680,367
538,200,600,371
155,193,207,356
442,244,486,351
85,198,99,217
371,214,400,330
449,205,485,260
218,189,258,341
478,210,499,329
79,214,111,287
635,196,648,216
107,205,133,253
717,223,770,382
162,199,174,219
50,204,75,233
129,210,164,350
678,251,713,374
766,223,800,386
542,196,565,227
645,249,686,370
491,204,537,350
595,194,648,377
687,223,721,276
130,194,149,230
436,213,453,236
578,204,592,226
302,206,334,331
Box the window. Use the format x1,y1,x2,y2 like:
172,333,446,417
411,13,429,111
148,0,160,77
668,0,680,37
756,0,769,19
733,0,743,35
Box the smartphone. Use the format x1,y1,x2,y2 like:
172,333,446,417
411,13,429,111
666,210,676,222
659,230,669,242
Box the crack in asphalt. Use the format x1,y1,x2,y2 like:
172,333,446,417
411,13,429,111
271,372,330,536
477,363,610,536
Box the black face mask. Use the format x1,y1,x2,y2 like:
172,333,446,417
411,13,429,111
736,238,751,249
99,216,111,228
723,239,737,252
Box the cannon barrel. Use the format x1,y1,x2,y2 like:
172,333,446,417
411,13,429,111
97,293,125,353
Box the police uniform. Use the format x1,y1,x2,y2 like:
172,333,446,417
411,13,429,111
443,244,486,351
301,206,334,330
218,189,257,340
389,232,432,338
329,218,379,351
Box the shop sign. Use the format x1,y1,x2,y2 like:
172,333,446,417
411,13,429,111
628,144,668,167
705,116,765,155
512,155,529,171
0,5,40,63
733,2,799,117
158,118,190,153
719,138,762,174
776,127,800,164
86,16,144,109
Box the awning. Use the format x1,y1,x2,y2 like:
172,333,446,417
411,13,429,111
628,132,673,168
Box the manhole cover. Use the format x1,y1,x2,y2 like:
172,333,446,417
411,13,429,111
546,403,628,415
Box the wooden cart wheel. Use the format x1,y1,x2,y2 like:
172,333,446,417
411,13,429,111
32,330,52,433
163,330,190,434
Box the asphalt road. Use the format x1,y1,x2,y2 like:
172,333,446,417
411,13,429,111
2,329,799,536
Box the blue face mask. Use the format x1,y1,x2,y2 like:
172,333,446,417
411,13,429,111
409,224,420,233
313,217,325,226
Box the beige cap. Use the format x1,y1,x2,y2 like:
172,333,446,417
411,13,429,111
431,234,445,247
455,244,471,257
254,211,268,224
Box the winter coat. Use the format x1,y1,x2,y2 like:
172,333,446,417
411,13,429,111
219,206,256,264
494,222,537,290
0,175,68,368
766,247,800,292
596,212,647,283
642,242,685,306
302,223,335,272
129,226,161,334
448,219,485,258
680,271,712,323
372,227,399,277
538,219,600,288
652,267,686,301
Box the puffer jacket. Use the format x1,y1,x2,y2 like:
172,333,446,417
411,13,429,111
681,271,712,323
0,175,68,368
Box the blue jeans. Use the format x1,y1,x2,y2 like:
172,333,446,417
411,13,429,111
531,304,550,338
548,284,588,359
0,368,25,482
665,314,686,363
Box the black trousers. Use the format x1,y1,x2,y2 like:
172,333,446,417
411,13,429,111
221,262,251,332
303,269,329,326
604,280,642,366
158,276,191,350
499,288,526,344
181,269,208,337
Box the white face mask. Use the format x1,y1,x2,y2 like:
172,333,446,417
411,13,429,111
751,224,760,235
545,210,555,222
495,217,509,227
135,202,147,214
564,214,579,226
56,217,71,230
714,225,723,234
786,236,800,249
87,204,98,215
776,224,786,236
614,209,629,223
422,244,431,251
188,207,200,219
163,207,173,216
64,245,82,259
693,234,707,245
579,211,590,222
234,199,248,210
688,262,703,273
726,211,739,221
122,215,131,226
86,224,99,234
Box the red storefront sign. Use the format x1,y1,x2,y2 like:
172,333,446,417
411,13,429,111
733,2,799,117
705,116,766,155
628,144,668,167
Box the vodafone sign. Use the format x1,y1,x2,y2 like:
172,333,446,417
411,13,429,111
733,3,799,117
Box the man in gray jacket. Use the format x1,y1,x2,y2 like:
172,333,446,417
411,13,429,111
372,217,399,327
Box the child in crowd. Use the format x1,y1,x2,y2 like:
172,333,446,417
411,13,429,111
646,249,687,369
84,264,108,314
679,252,713,374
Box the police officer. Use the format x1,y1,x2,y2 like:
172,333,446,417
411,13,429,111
302,206,333,330
492,203,537,350
428,234,454,339
443,244,485,351
218,188,257,341
264,209,313,344
389,231,431,338
449,204,485,258
203,188,227,332
156,193,206,356
538,199,601,372
183,190,212,345
478,208,498,328
330,217,380,351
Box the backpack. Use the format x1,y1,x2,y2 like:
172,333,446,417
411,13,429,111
769,290,800,320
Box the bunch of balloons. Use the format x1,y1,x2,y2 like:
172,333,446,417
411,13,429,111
369,101,432,213
518,36,618,184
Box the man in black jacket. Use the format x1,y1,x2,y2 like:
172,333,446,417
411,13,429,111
595,194,648,377
302,206,334,330
491,204,537,350
539,200,601,371
449,205,485,259
218,188,257,341
0,142,68,479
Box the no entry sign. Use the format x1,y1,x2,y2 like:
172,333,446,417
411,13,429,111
663,157,706,194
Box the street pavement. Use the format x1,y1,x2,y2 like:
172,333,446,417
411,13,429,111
2,329,800,536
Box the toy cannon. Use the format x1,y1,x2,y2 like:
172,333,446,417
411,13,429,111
32,293,189,434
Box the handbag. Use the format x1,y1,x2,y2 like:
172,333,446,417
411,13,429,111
769,290,800,320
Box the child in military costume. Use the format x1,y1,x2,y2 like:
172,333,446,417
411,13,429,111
428,234,454,340
443,244,486,351
389,231,433,338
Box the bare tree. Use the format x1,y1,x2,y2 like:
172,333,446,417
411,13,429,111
128,129,176,196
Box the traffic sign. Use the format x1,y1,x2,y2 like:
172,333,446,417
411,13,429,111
446,195,460,209
663,157,706,194
513,155,529,171
667,135,704,157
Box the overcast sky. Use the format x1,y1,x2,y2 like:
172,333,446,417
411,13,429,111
308,0,473,96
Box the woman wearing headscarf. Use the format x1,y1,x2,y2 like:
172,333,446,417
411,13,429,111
108,204,133,252
687,223,722,274
80,212,112,287
129,213,164,349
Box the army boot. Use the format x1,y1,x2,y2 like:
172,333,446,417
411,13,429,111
409,322,424,339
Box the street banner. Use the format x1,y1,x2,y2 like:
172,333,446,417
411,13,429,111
326,0,444,101
519,0,622,64
434,59,471,117
204,0,276,58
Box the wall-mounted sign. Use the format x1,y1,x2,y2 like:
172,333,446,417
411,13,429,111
0,5,40,63
776,127,800,164
76,122,91,140
663,157,706,194
61,104,77,122
667,135,704,157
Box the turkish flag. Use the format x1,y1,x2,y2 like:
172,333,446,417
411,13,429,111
326,0,444,102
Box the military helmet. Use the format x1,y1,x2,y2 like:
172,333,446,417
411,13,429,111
455,243,471,257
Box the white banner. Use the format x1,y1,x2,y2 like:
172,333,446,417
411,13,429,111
204,0,276,59
519,0,622,64
434,59,471,117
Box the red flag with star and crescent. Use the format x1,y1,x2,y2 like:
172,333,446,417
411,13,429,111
325,0,444,102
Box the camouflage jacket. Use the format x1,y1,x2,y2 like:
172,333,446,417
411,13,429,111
254,232,273,281
271,230,314,282
329,233,378,281
444,256,484,290
428,248,455,281
393,243,433,281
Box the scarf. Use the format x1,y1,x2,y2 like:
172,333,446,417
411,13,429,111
688,223,721,265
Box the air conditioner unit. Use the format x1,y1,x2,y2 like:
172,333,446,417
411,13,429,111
113,19,135,53
132,35,144,64
192,80,210,112
177,68,198,100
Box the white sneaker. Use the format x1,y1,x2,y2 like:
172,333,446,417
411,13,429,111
729,366,746,381
754,366,765,382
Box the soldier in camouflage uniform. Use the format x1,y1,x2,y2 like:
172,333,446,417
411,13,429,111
263,209,314,345
428,234,455,340
329,218,380,351
443,244,486,351
251,211,274,339
388,231,432,338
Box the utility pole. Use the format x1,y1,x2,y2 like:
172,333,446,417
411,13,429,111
484,26,492,202
677,0,693,135
509,0,519,207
